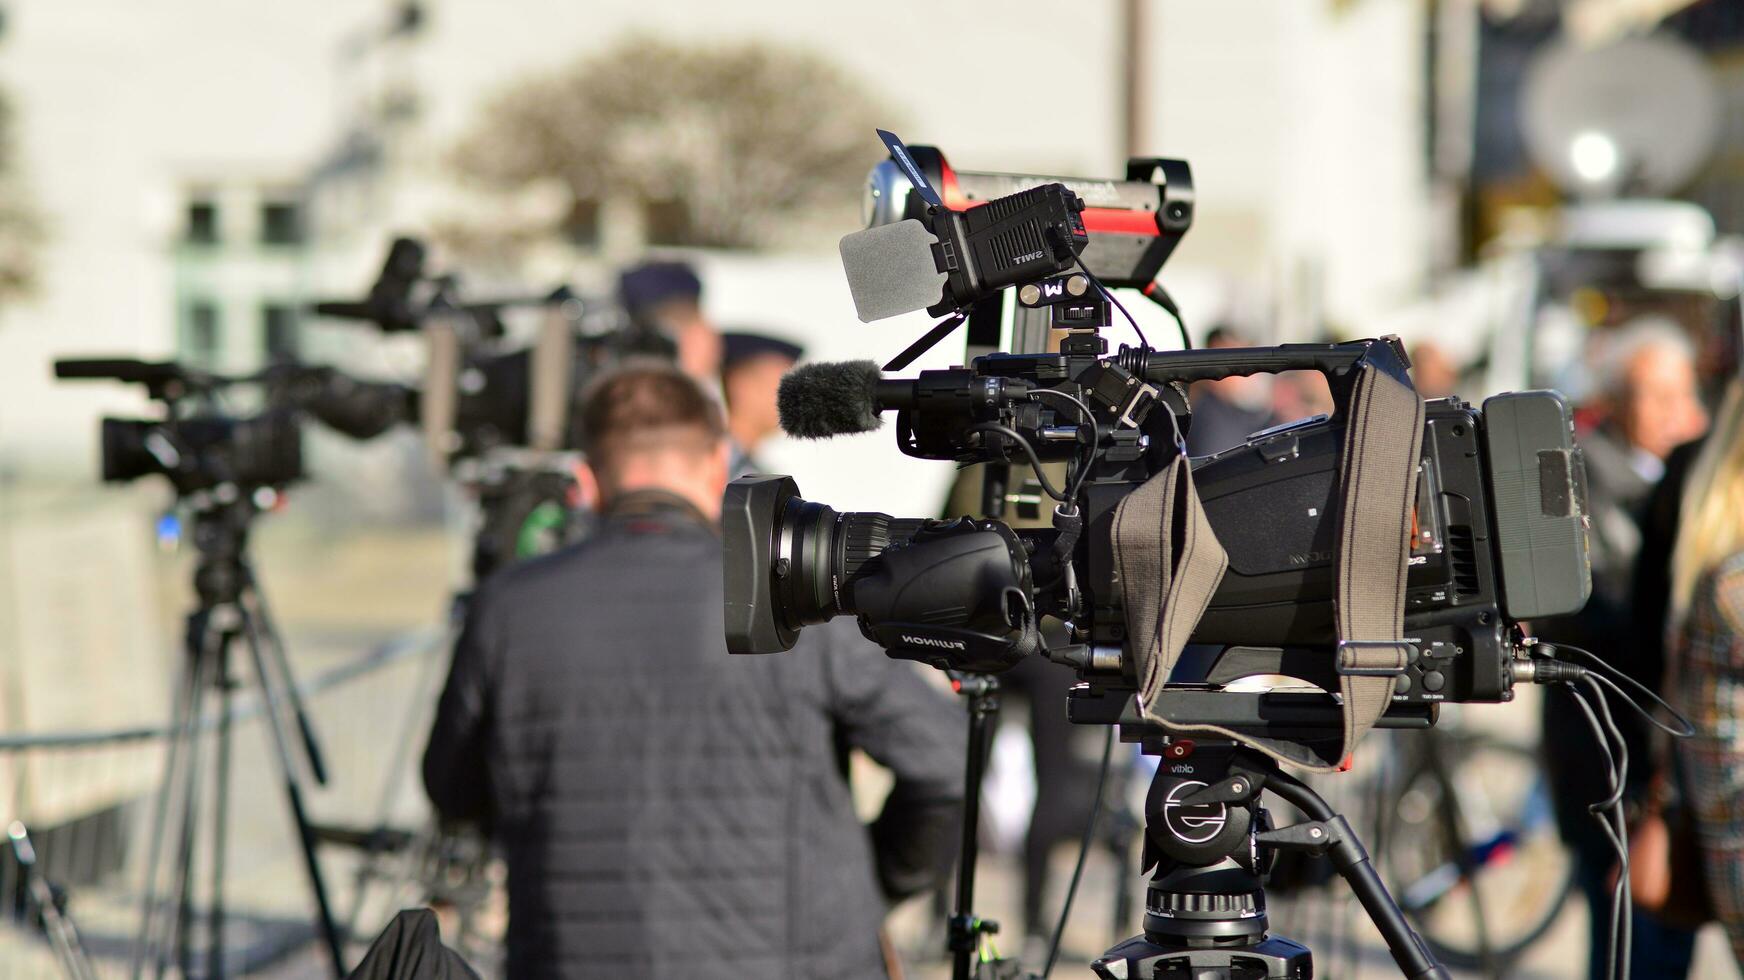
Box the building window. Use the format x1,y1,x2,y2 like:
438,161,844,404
643,198,694,246
187,301,221,361
262,303,298,361
563,198,601,248
186,200,220,245
260,201,302,246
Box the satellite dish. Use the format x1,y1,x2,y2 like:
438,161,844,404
1521,35,1719,199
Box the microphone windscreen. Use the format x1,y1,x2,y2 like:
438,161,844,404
839,219,947,323
778,360,884,439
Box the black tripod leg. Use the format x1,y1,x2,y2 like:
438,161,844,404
130,635,204,980
169,655,210,980
951,677,999,980
1268,767,1451,980
240,608,347,977
207,635,235,980
241,569,328,785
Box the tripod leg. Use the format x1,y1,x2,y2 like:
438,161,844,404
207,636,235,980
170,663,210,980
241,569,328,785
130,631,206,980
951,678,1000,980
240,608,348,978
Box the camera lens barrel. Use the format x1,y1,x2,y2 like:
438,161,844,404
778,499,925,626
723,475,931,655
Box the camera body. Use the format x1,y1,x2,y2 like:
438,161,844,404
726,347,1590,713
430,327,674,460
101,411,304,493
317,237,677,464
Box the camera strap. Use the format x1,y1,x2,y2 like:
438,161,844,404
1115,340,1423,772
1324,343,1424,770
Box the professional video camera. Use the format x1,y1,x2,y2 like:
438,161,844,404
52,358,405,495
50,354,414,975
721,132,1616,980
729,131,1592,746
315,237,671,462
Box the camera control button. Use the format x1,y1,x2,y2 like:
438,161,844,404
1422,670,1446,693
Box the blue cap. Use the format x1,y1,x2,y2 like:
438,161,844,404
617,261,702,314
721,331,804,373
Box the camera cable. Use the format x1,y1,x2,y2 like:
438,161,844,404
1532,641,1686,980
1531,641,1695,738
1141,282,1193,350
1562,673,1633,980
966,423,1070,503
1027,388,1099,501
1040,724,1116,980
1072,256,1150,351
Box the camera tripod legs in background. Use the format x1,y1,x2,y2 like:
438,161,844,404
129,547,347,980
8,820,99,980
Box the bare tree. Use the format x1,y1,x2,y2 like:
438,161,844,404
451,36,894,250
0,87,39,299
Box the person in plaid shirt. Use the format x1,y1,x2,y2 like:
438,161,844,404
1670,377,1744,962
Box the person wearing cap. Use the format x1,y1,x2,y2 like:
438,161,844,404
719,331,804,476
617,260,723,383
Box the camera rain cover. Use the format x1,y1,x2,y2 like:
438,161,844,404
1114,342,1425,773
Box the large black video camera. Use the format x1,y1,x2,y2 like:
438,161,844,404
727,375,1586,704
724,134,1593,760
53,358,405,496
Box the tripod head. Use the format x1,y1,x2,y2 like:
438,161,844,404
1091,729,1449,980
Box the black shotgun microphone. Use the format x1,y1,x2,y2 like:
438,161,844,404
778,361,887,439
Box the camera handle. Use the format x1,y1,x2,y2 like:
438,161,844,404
1137,339,1410,387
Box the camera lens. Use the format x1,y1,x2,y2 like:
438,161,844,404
99,417,163,483
776,498,926,626
722,475,925,655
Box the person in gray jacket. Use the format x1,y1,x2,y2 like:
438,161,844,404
422,362,964,980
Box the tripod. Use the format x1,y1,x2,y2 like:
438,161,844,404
946,672,1010,980
130,495,346,979
1092,737,1449,980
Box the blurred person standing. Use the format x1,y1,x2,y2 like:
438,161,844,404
1269,370,1334,427
617,260,723,383
718,331,802,476
422,363,964,979
1668,378,1744,964
1185,326,1275,456
1579,322,1709,617
1542,320,1709,980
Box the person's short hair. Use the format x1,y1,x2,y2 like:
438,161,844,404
581,360,725,479
1595,317,1697,398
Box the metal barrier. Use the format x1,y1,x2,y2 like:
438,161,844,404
0,627,449,979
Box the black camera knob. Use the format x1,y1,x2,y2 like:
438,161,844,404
1145,773,1253,866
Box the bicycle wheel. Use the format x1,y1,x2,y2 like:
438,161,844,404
1379,736,1575,971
